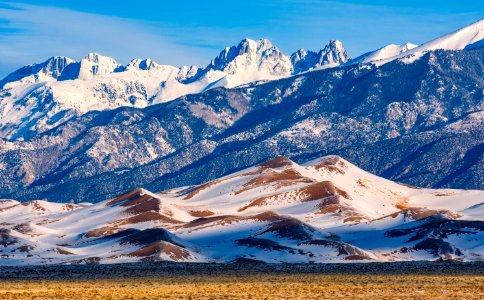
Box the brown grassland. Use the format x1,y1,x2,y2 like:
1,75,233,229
0,262,482,299
1,273,483,299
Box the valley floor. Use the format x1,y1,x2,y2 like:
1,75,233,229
0,262,482,299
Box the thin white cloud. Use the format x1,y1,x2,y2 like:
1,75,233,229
0,3,213,77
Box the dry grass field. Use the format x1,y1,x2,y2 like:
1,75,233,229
1,274,483,299
0,262,482,299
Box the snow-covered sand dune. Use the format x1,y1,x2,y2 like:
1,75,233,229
1,155,482,265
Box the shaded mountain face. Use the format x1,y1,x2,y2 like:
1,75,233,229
0,156,482,265
0,48,481,203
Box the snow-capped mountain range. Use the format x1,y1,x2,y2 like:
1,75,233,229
0,38,350,140
1,155,482,265
0,18,482,204
1,18,482,141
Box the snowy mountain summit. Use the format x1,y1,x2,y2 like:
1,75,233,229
292,40,348,73
208,38,292,75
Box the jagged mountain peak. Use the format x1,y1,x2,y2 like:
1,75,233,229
208,37,286,72
2,18,481,88
83,52,115,63
291,39,348,73
44,55,75,67
231,38,276,55
0,37,349,91
125,58,160,71
77,52,122,79
292,48,308,57
40,56,76,80
0,20,482,142
0,55,75,88
319,39,348,65
238,37,274,52
325,39,344,50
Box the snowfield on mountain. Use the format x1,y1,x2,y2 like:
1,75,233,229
0,156,482,265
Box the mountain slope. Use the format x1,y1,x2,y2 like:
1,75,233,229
0,155,482,265
378,18,484,65
347,43,417,65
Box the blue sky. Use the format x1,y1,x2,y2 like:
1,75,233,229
0,0,483,77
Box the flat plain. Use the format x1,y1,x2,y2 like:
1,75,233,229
0,262,483,299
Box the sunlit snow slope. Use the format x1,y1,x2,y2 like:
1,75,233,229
376,18,484,65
